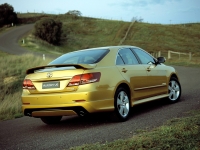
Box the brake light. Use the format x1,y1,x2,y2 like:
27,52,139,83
67,75,81,86
23,79,36,90
67,72,101,87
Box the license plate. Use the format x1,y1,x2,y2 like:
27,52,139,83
42,81,60,89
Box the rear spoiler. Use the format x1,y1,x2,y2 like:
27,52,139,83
26,64,97,74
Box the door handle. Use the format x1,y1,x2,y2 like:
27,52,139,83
146,68,151,72
147,64,156,72
122,68,127,73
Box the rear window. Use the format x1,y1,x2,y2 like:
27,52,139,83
49,49,109,65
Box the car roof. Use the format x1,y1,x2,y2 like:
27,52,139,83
73,45,140,52
59,46,144,67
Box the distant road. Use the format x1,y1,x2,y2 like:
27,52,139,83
0,24,34,55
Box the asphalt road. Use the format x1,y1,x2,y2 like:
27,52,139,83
0,24,57,58
0,24,35,55
0,25,200,150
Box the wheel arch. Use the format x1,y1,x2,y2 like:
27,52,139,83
167,73,179,86
169,73,180,82
113,82,132,104
170,73,178,79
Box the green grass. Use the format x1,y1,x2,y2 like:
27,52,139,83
0,53,53,120
0,25,16,34
19,34,64,55
165,58,200,67
70,110,200,150
17,13,54,24
20,15,128,53
18,15,200,67
0,50,10,57
17,12,53,18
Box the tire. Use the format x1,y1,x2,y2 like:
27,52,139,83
113,87,130,122
167,77,181,103
40,116,62,125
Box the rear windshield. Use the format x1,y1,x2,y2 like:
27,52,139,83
49,49,109,65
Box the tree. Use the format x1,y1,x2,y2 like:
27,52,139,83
131,16,143,22
66,10,82,19
0,3,18,27
34,18,62,45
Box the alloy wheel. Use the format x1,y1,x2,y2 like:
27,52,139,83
116,91,130,118
168,80,180,101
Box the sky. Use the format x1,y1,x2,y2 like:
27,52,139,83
0,0,200,24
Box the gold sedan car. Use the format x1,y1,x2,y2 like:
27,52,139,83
22,46,181,124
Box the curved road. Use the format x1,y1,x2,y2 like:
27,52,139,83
0,25,200,150
0,24,57,58
0,24,34,55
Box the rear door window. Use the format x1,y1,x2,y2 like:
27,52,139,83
116,48,139,65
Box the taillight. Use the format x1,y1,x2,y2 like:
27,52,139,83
67,72,101,87
23,79,36,90
67,75,81,86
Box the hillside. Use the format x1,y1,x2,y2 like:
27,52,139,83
18,13,200,58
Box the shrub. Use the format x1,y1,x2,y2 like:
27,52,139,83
34,18,62,45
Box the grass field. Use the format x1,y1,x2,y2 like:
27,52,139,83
17,14,200,67
0,53,52,120
17,14,200,54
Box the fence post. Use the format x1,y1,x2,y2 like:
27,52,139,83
43,54,45,60
168,51,171,59
189,52,192,61
158,51,161,57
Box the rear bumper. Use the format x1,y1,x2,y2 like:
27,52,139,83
22,89,114,117
24,106,88,117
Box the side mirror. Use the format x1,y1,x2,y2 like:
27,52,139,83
157,57,165,64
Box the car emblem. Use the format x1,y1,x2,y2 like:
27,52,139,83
47,72,53,78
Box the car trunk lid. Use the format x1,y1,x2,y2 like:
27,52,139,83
24,64,96,94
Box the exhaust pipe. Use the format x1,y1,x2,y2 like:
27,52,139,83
27,113,31,116
79,111,85,117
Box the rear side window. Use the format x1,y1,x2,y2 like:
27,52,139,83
116,48,139,65
49,49,109,65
